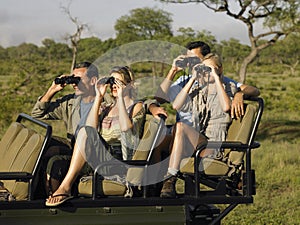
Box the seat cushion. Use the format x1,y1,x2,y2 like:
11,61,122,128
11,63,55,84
180,157,229,176
2,132,44,200
0,122,24,171
78,176,126,197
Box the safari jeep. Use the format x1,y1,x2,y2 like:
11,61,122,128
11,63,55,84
0,97,264,225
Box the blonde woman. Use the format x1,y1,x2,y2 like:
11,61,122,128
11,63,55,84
160,54,236,198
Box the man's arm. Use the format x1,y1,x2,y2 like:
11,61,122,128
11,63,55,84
31,79,66,119
231,84,260,118
240,84,260,97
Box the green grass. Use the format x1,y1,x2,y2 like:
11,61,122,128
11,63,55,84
222,139,300,225
220,71,300,224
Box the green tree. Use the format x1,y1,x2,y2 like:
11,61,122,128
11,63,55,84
77,37,104,62
41,39,72,67
219,38,250,75
170,28,217,50
159,0,300,83
261,34,300,75
114,7,174,86
114,7,173,45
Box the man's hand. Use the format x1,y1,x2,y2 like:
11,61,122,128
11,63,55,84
231,92,244,118
148,104,168,119
40,76,67,102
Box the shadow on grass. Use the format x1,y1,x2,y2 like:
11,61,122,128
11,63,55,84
256,120,300,142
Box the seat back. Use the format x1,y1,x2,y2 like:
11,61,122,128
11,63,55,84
180,98,263,176
78,114,165,197
0,122,24,171
0,113,52,200
224,103,258,166
225,99,261,167
126,114,163,185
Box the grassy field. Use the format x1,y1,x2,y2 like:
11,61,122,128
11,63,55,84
220,71,300,224
222,140,300,224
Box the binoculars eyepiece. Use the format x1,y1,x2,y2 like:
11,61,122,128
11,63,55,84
194,64,212,74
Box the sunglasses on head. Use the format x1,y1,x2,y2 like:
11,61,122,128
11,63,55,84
110,66,133,82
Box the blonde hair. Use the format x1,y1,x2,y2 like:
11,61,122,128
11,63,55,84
203,53,223,75
110,66,134,84
203,53,222,67
110,66,136,98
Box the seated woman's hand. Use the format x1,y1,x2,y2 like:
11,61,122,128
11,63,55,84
96,78,108,98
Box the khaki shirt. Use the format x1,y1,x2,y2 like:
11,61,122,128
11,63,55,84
31,94,81,141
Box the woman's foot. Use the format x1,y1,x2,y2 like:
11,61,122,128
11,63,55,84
45,188,73,207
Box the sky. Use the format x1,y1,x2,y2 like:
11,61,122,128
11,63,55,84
0,0,259,48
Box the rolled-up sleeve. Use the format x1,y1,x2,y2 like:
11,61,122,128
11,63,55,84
31,95,68,120
31,96,51,119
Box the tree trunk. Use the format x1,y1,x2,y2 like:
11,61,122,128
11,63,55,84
152,62,157,89
238,49,258,83
71,45,77,74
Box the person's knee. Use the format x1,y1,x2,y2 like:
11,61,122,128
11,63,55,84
174,122,186,136
77,126,99,146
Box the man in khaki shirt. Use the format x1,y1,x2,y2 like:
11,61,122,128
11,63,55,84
31,61,98,196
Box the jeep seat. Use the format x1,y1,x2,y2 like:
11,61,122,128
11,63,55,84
179,97,264,196
78,114,166,198
0,113,52,201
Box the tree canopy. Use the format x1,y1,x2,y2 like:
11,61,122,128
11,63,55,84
114,7,173,44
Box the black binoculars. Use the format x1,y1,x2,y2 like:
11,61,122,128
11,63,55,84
98,77,116,85
194,64,212,74
175,56,201,68
55,75,81,85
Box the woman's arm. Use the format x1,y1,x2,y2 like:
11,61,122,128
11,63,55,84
172,74,195,111
117,96,133,131
213,71,231,112
85,81,107,128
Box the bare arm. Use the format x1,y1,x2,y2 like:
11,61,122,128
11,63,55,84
148,104,168,119
172,76,195,111
157,67,179,103
40,76,67,102
231,84,260,118
156,55,185,103
213,73,231,112
85,81,107,128
115,81,138,132
240,84,260,97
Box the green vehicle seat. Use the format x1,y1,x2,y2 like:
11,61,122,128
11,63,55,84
179,98,264,196
78,114,166,198
0,114,52,201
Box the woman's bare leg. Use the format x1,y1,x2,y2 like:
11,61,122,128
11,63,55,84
169,122,206,171
46,128,88,204
160,122,207,198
